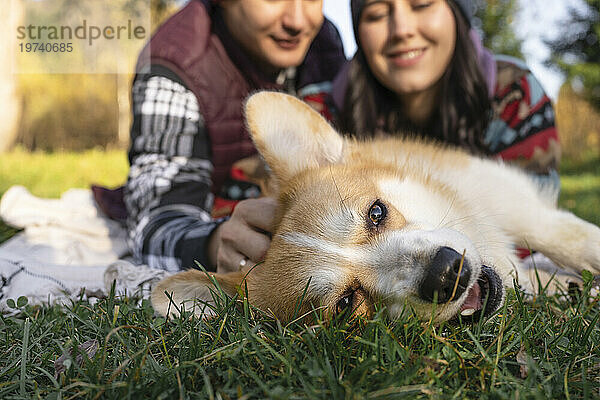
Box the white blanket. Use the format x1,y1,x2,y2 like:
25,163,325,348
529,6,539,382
0,186,168,311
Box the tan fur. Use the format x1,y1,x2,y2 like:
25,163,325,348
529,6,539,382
152,92,600,323
152,269,248,317
232,155,278,197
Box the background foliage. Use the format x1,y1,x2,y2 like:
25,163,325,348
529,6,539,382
6,0,179,151
545,0,600,111
473,0,524,58
5,0,599,157
17,74,120,151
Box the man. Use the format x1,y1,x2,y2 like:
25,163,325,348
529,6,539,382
125,0,345,273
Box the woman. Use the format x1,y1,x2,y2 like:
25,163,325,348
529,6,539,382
333,0,560,194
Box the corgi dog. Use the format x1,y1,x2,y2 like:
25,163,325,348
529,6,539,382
151,92,600,323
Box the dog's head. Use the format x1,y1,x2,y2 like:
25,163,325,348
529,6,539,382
152,92,505,323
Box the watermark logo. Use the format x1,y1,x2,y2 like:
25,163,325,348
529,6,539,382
16,20,147,46
10,0,151,74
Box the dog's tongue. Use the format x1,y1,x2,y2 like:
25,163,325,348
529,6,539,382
460,281,482,316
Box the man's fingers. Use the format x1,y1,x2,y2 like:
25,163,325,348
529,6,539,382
216,249,247,274
237,231,270,262
233,197,277,233
214,197,276,273
220,222,270,262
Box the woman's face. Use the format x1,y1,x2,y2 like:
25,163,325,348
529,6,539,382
358,0,456,97
222,0,324,74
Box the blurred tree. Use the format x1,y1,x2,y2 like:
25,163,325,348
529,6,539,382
150,0,181,28
14,0,181,151
0,1,23,153
555,83,600,159
473,0,524,58
545,0,600,111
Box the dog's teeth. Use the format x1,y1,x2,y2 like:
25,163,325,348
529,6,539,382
461,308,476,316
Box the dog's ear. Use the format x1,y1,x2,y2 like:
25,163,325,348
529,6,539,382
151,270,246,318
245,91,344,182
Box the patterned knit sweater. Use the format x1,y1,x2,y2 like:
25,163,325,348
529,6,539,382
484,55,560,189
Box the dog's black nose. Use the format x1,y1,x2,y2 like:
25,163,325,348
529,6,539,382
419,247,471,303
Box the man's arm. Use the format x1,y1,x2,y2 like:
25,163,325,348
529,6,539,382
125,73,221,272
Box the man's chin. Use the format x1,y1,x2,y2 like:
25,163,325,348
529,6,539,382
264,48,312,70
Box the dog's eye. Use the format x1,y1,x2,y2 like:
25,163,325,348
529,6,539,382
336,291,354,314
368,200,387,226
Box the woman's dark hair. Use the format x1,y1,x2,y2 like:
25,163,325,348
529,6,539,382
338,1,492,154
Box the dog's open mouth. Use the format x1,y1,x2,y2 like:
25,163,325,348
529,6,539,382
457,265,503,322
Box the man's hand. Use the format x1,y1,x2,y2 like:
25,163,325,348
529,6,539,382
207,197,277,273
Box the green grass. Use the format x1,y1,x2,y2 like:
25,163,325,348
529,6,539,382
0,147,128,199
0,150,599,398
1,280,599,399
559,154,600,227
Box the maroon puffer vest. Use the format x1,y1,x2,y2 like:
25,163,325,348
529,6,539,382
135,0,345,193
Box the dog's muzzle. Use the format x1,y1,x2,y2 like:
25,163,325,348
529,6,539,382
419,246,471,303
418,246,504,322
458,265,504,322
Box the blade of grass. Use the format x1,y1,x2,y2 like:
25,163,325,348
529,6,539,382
19,317,30,396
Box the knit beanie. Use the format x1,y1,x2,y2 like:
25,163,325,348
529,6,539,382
351,0,475,42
